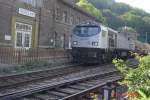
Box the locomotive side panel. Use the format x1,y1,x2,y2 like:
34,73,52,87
107,28,118,49
117,33,130,50
100,26,108,49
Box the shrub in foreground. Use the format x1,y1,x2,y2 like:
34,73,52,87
113,55,150,99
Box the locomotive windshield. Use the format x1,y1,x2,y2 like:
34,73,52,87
73,26,100,37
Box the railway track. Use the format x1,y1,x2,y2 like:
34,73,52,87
0,64,87,90
20,71,122,100
0,64,122,100
0,59,138,100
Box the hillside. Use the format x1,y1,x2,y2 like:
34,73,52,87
78,0,150,43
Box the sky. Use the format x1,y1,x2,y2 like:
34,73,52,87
115,0,150,13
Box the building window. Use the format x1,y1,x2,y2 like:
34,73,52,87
54,32,58,48
15,22,32,49
60,34,66,49
55,8,59,20
68,35,72,49
62,11,67,23
20,0,35,6
70,15,74,25
76,17,80,24
16,32,23,47
19,0,43,7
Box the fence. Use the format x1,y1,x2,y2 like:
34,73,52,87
0,47,71,64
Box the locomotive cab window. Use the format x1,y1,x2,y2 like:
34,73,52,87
73,26,100,37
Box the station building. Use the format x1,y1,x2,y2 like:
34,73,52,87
0,0,100,49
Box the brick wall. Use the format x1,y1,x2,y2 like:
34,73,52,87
0,0,100,49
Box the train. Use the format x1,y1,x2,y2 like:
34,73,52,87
71,21,139,64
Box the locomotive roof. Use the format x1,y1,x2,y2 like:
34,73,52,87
107,27,118,33
77,21,118,33
78,21,100,26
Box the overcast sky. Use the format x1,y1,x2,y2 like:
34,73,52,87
115,0,150,13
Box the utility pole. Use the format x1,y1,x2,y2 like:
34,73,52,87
38,7,42,48
146,32,148,44
36,6,42,58
52,0,56,48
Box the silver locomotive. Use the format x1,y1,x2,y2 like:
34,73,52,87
71,21,133,63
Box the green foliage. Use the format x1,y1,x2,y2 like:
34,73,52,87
143,17,150,25
112,59,129,76
0,60,53,75
110,3,131,15
129,8,149,17
103,9,124,29
113,56,150,99
78,0,150,44
88,0,114,9
77,0,106,23
24,60,49,67
120,12,145,32
136,90,150,100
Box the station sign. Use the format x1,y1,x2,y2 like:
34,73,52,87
19,8,36,18
5,35,11,40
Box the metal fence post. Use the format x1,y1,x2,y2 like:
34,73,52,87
103,82,115,100
18,50,21,64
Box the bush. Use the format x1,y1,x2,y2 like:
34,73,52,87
113,55,150,99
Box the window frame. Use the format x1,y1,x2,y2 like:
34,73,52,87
55,8,59,20
70,15,74,25
62,11,67,23
15,22,32,49
19,0,43,7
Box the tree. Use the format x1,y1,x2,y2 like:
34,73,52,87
103,9,124,29
143,17,150,26
88,0,114,9
110,3,131,15
77,0,105,23
78,0,150,44
129,8,150,17
120,12,145,32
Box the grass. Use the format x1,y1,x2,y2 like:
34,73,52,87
0,60,68,76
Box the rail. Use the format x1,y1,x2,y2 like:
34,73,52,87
0,69,122,100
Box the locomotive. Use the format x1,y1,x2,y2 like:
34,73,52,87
71,21,134,63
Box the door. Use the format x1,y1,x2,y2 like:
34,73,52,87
15,22,32,49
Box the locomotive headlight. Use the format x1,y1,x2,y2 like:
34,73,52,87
95,42,98,46
92,42,98,46
73,41,78,45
